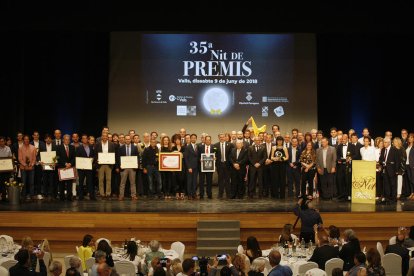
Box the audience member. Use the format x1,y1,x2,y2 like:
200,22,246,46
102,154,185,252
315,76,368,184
385,233,409,276
309,227,339,270
122,241,141,273
340,229,361,271
267,250,292,276
78,234,94,271
279,224,295,244
346,252,366,276
248,258,265,276
145,240,165,263
91,250,107,276
365,248,385,276
49,260,63,276
93,239,114,267
245,236,262,263
10,249,46,276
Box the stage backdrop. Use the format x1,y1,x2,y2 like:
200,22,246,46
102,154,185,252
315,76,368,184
108,33,317,137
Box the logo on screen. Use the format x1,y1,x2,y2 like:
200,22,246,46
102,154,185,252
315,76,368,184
246,92,252,101
262,106,268,117
274,106,285,117
156,90,162,101
169,95,176,102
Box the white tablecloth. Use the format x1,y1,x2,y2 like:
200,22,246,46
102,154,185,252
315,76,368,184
112,248,178,261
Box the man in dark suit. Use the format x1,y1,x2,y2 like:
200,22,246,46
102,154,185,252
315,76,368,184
56,134,76,201
184,134,199,199
142,139,162,198
379,137,399,202
328,127,339,147
11,132,23,166
230,140,248,199
9,249,47,276
236,131,250,149
406,133,414,198
76,134,96,200
30,131,46,198
385,234,410,276
39,134,57,200
52,129,62,146
336,134,357,200
116,135,138,201
247,137,266,199
262,133,274,198
287,137,302,198
350,134,363,160
198,136,214,199
94,132,116,198
214,133,233,199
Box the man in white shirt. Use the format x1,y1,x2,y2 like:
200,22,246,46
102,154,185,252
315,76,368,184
31,131,45,200
0,136,12,201
94,132,116,198
358,128,374,146
40,134,57,201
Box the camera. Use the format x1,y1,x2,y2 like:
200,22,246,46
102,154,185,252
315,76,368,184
159,257,168,267
216,254,227,265
192,256,210,276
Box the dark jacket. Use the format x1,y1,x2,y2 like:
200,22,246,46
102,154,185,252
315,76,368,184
385,243,409,276
309,244,339,270
339,238,361,271
9,259,47,276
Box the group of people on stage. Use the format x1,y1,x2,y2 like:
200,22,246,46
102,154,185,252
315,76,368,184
0,118,413,203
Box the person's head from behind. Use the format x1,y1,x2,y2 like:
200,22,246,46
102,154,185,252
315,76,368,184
40,239,51,252
328,225,340,240
49,260,63,276
149,240,161,252
354,251,366,266
220,266,233,276
171,259,182,275
66,267,81,276
21,236,34,251
250,257,265,272
343,229,356,242
317,227,329,245
94,250,106,264
182,258,195,275
82,234,93,247
331,267,343,276
97,263,111,276
97,240,112,255
246,236,261,252
396,233,405,245
232,254,245,272
15,249,31,267
268,249,281,267
69,256,81,270
154,267,166,276
126,241,138,259
366,248,381,267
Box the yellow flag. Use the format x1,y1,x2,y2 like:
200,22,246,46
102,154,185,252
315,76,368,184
251,117,266,137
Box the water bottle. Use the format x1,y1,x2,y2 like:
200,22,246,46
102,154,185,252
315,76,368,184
300,238,305,250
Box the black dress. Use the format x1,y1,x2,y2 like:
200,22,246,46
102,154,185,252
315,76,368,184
272,147,287,198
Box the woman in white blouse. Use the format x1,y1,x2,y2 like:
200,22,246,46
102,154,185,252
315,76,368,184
122,241,141,274
360,136,376,161
374,137,384,200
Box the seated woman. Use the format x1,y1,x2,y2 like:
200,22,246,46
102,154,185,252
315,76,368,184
78,234,94,272
365,248,385,276
328,225,341,247
404,225,414,247
122,241,141,274
38,239,53,272
21,236,37,271
339,229,361,271
145,240,165,263
247,258,265,276
278,224,297,245
90,250,106,276
245,236,262,263
92,239,114,267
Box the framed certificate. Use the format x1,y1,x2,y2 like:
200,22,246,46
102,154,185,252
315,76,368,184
201,153,215,172
58,167,77,181
121,156,138,169
0,158,14,172
42,164,55,171
98,152,115,164
40,151,56,164
76,157,93,170
159,152,182,171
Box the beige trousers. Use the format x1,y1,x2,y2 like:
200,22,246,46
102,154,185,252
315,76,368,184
98,165,112,196
120,168,137,197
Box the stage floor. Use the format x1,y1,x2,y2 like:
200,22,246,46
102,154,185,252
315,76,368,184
1,196,413,213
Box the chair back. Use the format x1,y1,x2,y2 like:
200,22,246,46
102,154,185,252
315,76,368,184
0,236,13,244
0,266,9,276
376,241,384,259
324,258,344,276
305,268,327,276
237,244,244,254
382,253,402,276
86,257,95,270
114,260,136,276
409,257,414,273
389,236,396,245
170,241,185,261
297,261,318,276
0,260,17,270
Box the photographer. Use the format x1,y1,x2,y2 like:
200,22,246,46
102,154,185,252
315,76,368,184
10,249,47,276
208,255,240,276
293,196,322,243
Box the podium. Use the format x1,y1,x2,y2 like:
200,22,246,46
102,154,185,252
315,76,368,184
351,160,376,204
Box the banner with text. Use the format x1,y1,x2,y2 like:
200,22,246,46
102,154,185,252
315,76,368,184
352,160,376,204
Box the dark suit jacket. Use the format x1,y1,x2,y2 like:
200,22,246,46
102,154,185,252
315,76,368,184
379,146,399,176
262,143,275,160
339,239,361,271
229,148,248,167
214,142,233,165
288,146,302,167
247,145,266,166
309,244,339,270
30,141,45,161
184,143,199,169
328,137,339,147
351,142,363,160
116,144,139,169
39,143,57,153
385,243,409,276
336,143,358,162
9,259,47,276
408,146,414,170
52,139,62,146
76,144,95,158
198,144,216,158
56,144,76,168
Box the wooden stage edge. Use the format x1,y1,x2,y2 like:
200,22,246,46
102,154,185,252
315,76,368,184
1,211,411,255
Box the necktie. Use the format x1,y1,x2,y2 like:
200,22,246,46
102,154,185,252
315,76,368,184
237,149,240,159
127,145,130,156
65,145,69,157
57,140,60,145
193,144,196,152
384,148,388,161
221,143,225,162
206,146,209,154
255,146,258,152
